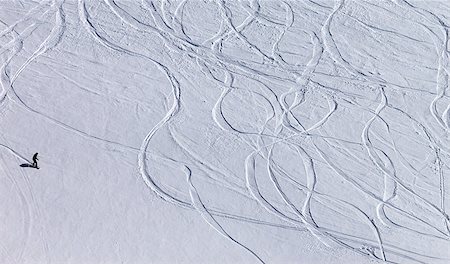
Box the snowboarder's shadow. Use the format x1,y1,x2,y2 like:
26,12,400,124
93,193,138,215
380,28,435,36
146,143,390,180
20,163,35,168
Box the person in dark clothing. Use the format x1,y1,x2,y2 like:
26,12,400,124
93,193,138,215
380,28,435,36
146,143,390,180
32,153,39,169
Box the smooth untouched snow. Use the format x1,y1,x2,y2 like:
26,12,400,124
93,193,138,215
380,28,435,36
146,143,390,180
1,0,450,263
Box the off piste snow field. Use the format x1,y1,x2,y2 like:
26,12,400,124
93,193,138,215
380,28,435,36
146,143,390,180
1,0,450,263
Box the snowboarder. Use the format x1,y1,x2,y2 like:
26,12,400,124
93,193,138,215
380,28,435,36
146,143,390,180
32,153,39,169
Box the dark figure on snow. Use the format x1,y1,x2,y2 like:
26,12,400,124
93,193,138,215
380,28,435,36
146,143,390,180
32,153,39,169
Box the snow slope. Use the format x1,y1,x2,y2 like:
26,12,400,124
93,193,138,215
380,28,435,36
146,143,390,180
1,0,450,263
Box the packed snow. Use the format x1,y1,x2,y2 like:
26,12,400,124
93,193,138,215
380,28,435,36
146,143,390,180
1,0,450,263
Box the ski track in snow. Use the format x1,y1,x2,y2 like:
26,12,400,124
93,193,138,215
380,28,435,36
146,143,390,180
1,0,450,263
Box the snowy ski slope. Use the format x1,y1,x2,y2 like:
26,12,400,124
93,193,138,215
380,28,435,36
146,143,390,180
1,0,450,263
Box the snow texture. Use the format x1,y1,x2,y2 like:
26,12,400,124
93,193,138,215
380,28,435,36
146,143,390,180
1,0,450,263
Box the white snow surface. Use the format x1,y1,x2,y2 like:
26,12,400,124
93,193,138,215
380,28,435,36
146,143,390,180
1,0,450,263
